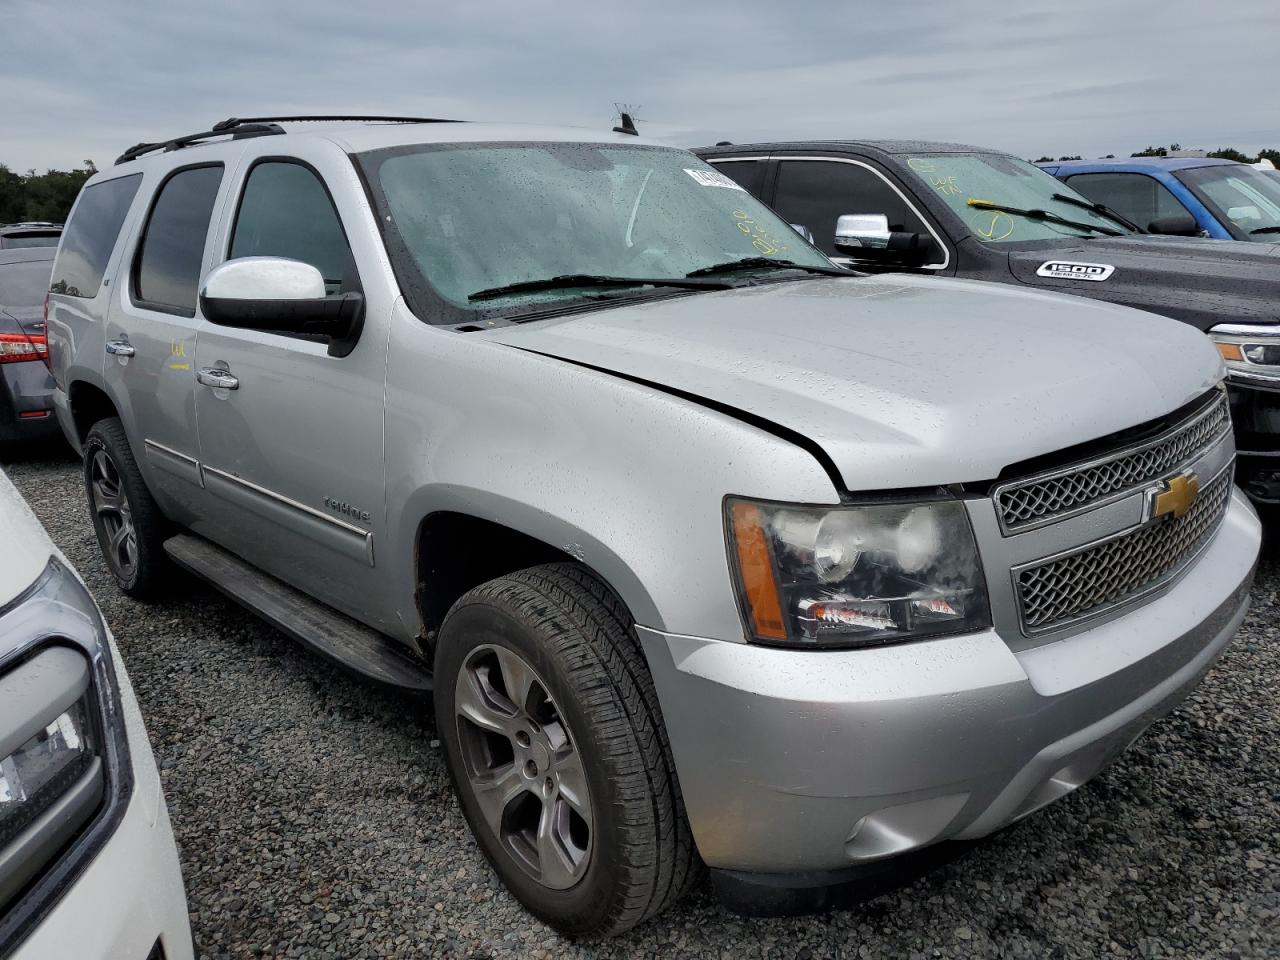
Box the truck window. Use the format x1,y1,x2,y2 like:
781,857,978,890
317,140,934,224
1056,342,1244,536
712,160,768,198
132,164,224,316
50,174,141,298
773,160,930,257
1064,173,1188,230
230,161,357,295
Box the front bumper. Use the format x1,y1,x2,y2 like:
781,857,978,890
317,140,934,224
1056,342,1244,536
12,784,193,960
640,488,1259,876
1226,379,1280,502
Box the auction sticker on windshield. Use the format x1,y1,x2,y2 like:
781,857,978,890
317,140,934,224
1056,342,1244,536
685,168,746,190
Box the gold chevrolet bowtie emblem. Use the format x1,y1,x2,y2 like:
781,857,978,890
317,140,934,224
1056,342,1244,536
1152,472,1200,521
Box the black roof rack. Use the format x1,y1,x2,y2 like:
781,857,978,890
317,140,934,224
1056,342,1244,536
115,115,457,166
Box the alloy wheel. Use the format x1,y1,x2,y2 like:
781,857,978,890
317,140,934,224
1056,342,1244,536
454,644,592,890
90,448,138,580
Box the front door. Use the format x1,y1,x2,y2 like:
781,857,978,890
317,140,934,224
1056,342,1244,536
190,150,393,630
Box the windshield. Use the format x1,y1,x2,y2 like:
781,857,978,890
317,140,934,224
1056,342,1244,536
0,259,54,308
363,143,832,321
902,153,1129,243
1176,164,1280,237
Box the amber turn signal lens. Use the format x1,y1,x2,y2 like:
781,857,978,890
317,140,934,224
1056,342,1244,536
1215,342,1244,362
729,501,787,640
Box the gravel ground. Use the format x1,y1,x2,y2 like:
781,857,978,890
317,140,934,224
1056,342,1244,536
4,444,1278,959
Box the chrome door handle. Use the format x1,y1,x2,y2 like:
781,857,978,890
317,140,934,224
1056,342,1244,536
196,367,239,390
105,340,135,357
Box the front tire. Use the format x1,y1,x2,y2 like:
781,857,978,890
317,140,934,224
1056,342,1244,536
83,418,172,599
435,563,699,935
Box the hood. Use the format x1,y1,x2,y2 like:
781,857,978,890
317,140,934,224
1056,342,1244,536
1006,235,1280,331
486,275,1222,492
0,470,54,607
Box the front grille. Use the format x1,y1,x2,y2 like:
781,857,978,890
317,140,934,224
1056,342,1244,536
1015,466,1233,632
996,391,1230,533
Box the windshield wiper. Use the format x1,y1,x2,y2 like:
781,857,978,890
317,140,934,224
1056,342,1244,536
1051,192,1143,233
1249,226,1280,235
966,198,1123,237
468,273,731,302
686,256,852,278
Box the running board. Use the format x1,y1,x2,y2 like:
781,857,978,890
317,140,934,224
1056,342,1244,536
163,533,431,695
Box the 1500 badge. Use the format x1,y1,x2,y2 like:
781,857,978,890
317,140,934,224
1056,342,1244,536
1036,260,1115,282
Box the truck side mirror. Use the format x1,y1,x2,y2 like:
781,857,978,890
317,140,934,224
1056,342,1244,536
200,256,365,357
834,213,937,265
1147,214,1200,236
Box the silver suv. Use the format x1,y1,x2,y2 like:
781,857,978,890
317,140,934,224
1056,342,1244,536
45,116,1260,935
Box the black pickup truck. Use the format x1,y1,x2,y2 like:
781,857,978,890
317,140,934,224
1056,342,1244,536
694,140,1280,504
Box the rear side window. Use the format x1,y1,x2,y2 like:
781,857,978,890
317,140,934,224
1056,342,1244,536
712,160,769,198
50,174,141,298
230,161,356,295
132,164,223,316
1064,173,1187,230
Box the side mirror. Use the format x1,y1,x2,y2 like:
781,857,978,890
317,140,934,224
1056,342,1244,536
1147,214,1200,237
834,213,937,264
199,257,364,357
834,213,892,251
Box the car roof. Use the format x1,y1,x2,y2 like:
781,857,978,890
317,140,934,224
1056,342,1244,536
0,223,61,234
0,246,56,266
1049,157,1242,172
111,119,680,170
692,139,1004,157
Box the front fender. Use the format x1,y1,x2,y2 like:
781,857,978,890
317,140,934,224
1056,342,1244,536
383,302,838,643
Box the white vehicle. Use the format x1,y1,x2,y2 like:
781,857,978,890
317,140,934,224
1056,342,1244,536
0,469,192,959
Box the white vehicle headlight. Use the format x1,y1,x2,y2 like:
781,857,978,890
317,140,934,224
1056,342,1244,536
726,497,991,647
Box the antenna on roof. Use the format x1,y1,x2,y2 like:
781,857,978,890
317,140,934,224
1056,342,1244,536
612,103,640,136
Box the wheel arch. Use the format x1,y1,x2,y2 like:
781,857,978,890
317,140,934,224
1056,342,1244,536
401,492,663,647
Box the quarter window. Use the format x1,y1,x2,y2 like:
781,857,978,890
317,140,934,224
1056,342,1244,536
133,165,223,315
230,162,356,295
1064,173,1187,230
50,174,141,298
773,160,932,258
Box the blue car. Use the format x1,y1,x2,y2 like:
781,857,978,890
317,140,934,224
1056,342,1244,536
1042,157,1280,241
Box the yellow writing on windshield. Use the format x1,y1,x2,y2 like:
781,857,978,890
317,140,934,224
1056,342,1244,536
731,209,787,256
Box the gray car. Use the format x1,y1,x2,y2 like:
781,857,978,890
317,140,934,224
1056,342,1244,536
47,116,1260,935
0,247,60,452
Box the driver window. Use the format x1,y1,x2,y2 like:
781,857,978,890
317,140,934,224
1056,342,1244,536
773,160,930,257
230,161,358,295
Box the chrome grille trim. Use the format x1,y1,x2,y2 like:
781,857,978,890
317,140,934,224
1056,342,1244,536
994,390,1231,535
1012,463,1234,634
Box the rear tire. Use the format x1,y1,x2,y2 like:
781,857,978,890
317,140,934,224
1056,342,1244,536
83,418,173,599
435,562,699,935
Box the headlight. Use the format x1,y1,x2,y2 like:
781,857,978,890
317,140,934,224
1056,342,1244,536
1210,324,1280,386
0,558,130,950
726,497,991,647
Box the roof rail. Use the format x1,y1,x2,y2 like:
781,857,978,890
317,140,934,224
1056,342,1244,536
115,122,284,166
212,115,455,131
115,115,458,166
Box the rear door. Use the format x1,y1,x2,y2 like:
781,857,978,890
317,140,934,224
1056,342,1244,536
102,162,227,521
190,145,393,628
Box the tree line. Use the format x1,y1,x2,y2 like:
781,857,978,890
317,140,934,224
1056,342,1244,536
1035,144,1280,164
0,161,98,224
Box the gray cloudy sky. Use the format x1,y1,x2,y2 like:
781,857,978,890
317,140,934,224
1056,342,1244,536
2,0,1276,171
